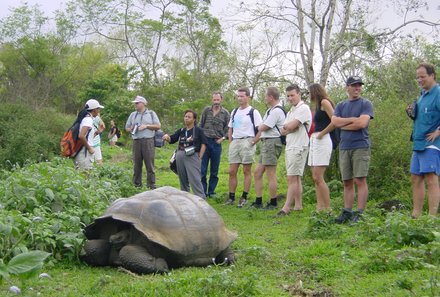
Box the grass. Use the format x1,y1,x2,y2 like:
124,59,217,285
1,142,439,296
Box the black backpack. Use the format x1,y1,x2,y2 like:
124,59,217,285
267,106,287,145
231,107,258,136
115,127,121,138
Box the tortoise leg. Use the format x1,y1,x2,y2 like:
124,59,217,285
215,247,235,265
81,239,111,266
119,244,169,274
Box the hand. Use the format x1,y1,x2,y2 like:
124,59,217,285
216,137,224,144
162,134,170,142
426,130,440,142
88,147,95,154
316,133,323,139
139,124,149,131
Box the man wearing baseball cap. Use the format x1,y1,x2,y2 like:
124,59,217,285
331,76,374,223
74,99,104,170
125,95,161,189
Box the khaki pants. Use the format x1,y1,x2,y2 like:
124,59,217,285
132,138,156,188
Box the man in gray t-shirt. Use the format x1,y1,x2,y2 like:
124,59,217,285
332,76,374,224
126,96,161,189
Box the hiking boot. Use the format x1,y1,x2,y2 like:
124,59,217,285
350,211,362,223
249,202,263,209
224,198,235,205
264,203,278,210
237,197,248,208
334,209,353,224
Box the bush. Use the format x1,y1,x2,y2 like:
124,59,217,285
0,103,73,169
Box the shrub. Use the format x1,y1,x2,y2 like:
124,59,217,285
0,103,73,169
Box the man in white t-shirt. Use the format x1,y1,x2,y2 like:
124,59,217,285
248,87,286,209
278,85,312,215
74,99,104,170
225,87,263,206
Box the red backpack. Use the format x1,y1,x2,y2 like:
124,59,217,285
60,110,90,158
60,122,83,158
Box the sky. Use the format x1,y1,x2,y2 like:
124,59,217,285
0,0,439,38
1,0,439,23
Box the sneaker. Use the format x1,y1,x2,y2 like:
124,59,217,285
264,203,277,210
334,209,353,224
237,197,248,208
350,211,362,223
249,202,263,209
224,198,235,205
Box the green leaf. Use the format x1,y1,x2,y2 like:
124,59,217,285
7,251,51,275
45,188,55,200
0,261,10,280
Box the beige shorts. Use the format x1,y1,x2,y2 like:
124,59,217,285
259,138,283,166
308,133,332,166
339,148,371,180
229,138,256,164
93,146,102,161
74,147,94,170
110,135,118,143
285,147,309,176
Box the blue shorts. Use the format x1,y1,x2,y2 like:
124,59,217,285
410,148,440,176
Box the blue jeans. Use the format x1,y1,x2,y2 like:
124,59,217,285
201,138,222,196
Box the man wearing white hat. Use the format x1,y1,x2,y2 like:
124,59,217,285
125,95,161,189
74,99,104,170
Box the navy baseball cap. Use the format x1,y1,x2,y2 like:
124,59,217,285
346,76,364,86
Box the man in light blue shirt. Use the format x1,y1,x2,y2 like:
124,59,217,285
126,96,161,189
407,63,440,217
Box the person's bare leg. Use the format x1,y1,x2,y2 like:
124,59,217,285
411,174,425,218
425,173,439,216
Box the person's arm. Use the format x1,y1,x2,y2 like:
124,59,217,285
317,99,336,138
199,143,206,159
140,111,161,131
331,115,355,128
228,127,233,142
426,127,440,142
281,119,301,134
125,114,134,133
79,126,94,154
340,115,371,130
252,124,270,145
108,127,115,139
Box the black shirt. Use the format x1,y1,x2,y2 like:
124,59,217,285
313,107,331,132
169,126,207,152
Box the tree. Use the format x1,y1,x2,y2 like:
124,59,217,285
228,0,440,86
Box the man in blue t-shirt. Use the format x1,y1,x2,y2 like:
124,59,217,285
332,76,374,223
407,63,440,218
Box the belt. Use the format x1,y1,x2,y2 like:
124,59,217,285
233,136,252,139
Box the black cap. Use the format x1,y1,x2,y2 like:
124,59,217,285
346,76,364,86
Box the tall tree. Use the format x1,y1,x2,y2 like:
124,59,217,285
229,0,440,86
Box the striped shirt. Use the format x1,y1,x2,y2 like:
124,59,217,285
200,106,230,139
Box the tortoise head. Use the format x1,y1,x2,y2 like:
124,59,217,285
109,229,131,250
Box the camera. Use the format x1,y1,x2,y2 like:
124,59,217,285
406,99,417,120
184,146,195,156
131,124,139,135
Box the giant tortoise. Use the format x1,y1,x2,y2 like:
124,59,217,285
81,186,237,274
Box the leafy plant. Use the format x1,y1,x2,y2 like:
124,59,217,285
0,250,50,282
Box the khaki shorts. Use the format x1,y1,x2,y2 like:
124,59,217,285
259,138,283,166
285,147,309,176
339,148,371,180
229,138,256,164
74,147,94,170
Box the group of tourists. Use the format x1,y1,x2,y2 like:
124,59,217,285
74,62,439,220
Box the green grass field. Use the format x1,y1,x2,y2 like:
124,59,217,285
1,142,439,296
